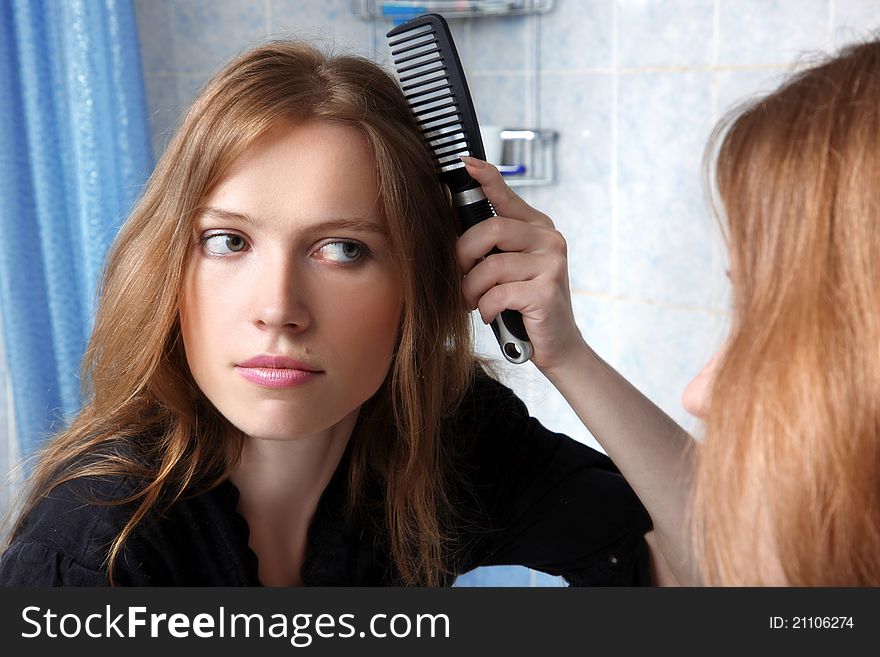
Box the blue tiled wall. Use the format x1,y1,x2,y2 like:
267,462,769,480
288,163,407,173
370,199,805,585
132,0,880,586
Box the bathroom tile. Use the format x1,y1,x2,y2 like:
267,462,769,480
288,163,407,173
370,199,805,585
527,181,613,295
143,74,181,158
448,18,475,71
714,68,788,120
540,73,613,185
372,16,472,70
369,19,394,69
270,0,371,57
717,0,829,66
529,73,613,293
454,565,533,587
539,0,613,71
146,71,219,158
469,15,530,74
469,73,531,127
617,71,715,307
176,72,211,112
158,0,267,74
570,294,616,364
614,301,725,431
617,177,716,308
618,0,715,68
618,72,712,188
134,0,174,74
177,72,212,125
834,0,880,47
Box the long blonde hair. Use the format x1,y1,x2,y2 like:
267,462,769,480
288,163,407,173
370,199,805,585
693,40,880,585
6,41,475,586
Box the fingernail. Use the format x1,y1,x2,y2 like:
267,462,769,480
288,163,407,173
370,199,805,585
461,155,486,169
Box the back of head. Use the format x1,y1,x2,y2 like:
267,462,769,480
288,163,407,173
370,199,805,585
695,39,880,585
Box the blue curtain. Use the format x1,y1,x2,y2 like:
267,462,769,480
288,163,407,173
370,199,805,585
0,0,153,457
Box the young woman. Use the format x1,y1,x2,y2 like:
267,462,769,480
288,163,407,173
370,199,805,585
527,38,880,586
0,41,661,586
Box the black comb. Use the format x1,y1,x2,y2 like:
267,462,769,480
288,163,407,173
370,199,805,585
387,13,533,364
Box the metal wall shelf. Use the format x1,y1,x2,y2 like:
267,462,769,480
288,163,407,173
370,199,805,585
358,1,558,186
353,0,554,21
497,129,557,187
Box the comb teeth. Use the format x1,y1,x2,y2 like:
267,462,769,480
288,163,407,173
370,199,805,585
390,22,471,172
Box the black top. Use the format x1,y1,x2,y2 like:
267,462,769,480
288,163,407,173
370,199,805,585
0,372,652,586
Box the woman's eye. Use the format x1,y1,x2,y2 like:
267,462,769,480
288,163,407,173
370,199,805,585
202,233,248,255
315,240,366,263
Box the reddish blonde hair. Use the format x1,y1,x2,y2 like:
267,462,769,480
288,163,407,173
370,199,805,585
694,40,880,585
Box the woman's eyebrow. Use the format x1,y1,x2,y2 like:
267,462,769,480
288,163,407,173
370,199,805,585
199,206,260,226
198,206,388,236
311,217,389,237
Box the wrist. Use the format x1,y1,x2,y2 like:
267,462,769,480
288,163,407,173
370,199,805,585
536,334,599,385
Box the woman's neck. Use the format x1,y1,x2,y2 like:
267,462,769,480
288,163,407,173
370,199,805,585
231,412,355,507
228,409,358,585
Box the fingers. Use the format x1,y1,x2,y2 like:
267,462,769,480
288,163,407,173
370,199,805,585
461,251,555,310
473,279,566,327
472,280,533,325
462,251,570,327
460,156,554,228
455,215,567,274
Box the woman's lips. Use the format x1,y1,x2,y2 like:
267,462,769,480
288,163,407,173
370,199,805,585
235,366,317,388
235,355,322,389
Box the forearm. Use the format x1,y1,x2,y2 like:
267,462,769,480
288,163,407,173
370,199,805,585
540,339,699,585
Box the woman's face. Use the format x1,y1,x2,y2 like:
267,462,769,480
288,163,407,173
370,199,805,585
179,119,403,441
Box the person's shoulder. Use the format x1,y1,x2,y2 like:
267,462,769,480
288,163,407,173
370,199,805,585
18,472,142,554
450,363,529,430
0,471,143,586
443,363,540,474
21,436,161,533
447,362,621,476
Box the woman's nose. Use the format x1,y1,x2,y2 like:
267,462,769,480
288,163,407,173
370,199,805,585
251,256,310,332
682,349,723,420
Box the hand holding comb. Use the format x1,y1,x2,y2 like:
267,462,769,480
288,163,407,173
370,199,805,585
387,13,533,364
